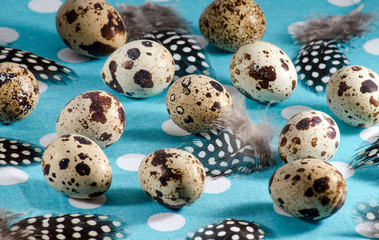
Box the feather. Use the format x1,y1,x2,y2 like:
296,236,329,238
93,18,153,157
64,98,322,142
350,135,379,170
291,5,376,94
181,91,277,178
117,3,216,80
186,218,268,240
0,137,44,167
0,46,77,83
0,209,128,240
352,201,379,239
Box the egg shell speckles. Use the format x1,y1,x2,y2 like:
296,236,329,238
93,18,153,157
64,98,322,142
0,62,39,124
56,0,127,58
138,148,206,209
326,65,379,127
278,110,340,163
230,41,297,103
56,90,126,148
101,40,175,98
166,74,232,134
269,158,347,221
41,134,112,199
199,0,266,52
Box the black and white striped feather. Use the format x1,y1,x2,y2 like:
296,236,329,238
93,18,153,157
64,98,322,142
0,209,128,240
117,3,216,80
181,92,277,178
352,201,379,239
350,135,379,170
0,137,44,167
0,46,76,83
291,4,376,94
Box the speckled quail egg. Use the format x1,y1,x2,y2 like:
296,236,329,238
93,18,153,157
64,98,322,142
56,0,127,58
269,158,347,221
166,74,232,133
138,148,206,209
199,0,266,52
0,62,39,124
56,90,125,148
42,134,112,199
101,40,175,98
326,65,379,127
230,41,297,103
278,110,340,163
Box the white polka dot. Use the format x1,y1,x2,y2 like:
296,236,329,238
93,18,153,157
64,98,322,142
39,133,58,147
161,119,191,136
0,167,28,185
68,195,106,209
273,203,292,217
360,127,379,142
147,213,185,232
364,39,379,55
38,81,48,93
57,48,90,63
28,0,62,13
281,105,313,119
116,154,146,171
204,176,231,193
355,221,379,239
328,0,361,6
0,27,19,44
329,161,354,178
185,65,197,73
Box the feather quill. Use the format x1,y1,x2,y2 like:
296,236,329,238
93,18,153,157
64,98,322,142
291,5,376,94
181,90,277,178
350,135,379,170
117,3,216,80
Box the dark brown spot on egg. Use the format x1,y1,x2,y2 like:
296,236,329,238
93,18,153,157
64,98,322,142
360,80,378,93
313,177,329,193
142,41,153,47
291,80,296,90
369,73,376,79
284,174,291,180
280,137,287,147
304,188,314,197
100,132,112,141
206,92,212,98
100,11,126,41
209,80,224,92
281,124,291,135
351,66,362,71
73,136,92,145
299,208,320,221
127,48,141,60
280,58,289,71
150,150,183,187
122,60,134,70
291,175,301,185
326,127,337,139
106,61,123,93
65,9,78,24
248,63,276,89
211,102,221,111
292,137,301,145
82,91,112,124
88,192,104,198
244,53,251,60
184,116,194,123
59,158,70,170
338,81,352,97
321,196,331,206
79,41,116,57
311,137,318,147
134,70,153,88
43,164,50,175
370,96,379,107
75,162,91,176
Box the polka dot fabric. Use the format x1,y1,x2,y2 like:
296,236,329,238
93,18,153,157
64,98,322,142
1,0,378,239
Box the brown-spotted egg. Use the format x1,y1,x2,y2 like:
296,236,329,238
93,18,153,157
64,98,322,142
56,90,126,148
101,40,175,98
326,65,379,127
0,62,39,124
166,74,232,134
42,134,112,199
278,110,340,163
199,0,266,52
230,41,297,103
269,158,347,221
56,0,127,58
138,148,206,209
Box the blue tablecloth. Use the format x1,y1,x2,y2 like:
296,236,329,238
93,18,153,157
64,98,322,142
1,0,378,239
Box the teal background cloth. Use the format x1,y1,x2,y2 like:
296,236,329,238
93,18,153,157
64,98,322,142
1,0,378,239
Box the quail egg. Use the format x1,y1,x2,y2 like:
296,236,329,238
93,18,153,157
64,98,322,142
166,74,232,133
56,0,127,58
326,65,379,127
199,0,266,52
42,134,112,199
269,158,347,221
101,40,175,98
0,62,39,124
278,110,340,163
138,148,206,209
56,90,126,148
230,41,298,103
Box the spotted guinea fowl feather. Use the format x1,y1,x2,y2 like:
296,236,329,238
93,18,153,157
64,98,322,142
117,2,216,80
0,46,77,83
181,92,277,178
291,4,376,94
0,137,44,167
352,201,379,239
0,209,128,240
350,135,379,170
